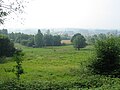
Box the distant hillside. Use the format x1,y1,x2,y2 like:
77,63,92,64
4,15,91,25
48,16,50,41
7,28,119,36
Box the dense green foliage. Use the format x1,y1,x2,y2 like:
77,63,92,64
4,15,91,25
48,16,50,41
0,44,120,89
89,37,120,76
72,33,86,50
86,33,107,45
44,34,53,46
8,29,61,47
9,32,35,47
34,29,44,47
71,33,81,42
13,49,24,80
0,34,15,57
53,35,61,46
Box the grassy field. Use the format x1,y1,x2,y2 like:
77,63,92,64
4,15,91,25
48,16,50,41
0,44,120,90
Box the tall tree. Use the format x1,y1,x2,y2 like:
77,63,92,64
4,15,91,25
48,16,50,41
71,33,82,42
27,35,34,47
9,32,15,41
15,33,22,43
53,35,61,46
34,29,44,47
44,34,53,46
44,30,54,46
72,33,86,50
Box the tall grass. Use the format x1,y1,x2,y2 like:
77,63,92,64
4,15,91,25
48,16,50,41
0,44,120,90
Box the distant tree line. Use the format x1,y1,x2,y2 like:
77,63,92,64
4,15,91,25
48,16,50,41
0,29,61,47
61,34,71,40
9,32,35,47
86,33,112,45
34,29,61,47
0,29,8,35
2,28,118,49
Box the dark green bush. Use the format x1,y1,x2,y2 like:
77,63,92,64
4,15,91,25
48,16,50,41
0,35,16,57
89,37,120,76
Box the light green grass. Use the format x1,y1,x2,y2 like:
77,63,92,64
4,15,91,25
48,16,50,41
0,44,120,90
20,45,93,82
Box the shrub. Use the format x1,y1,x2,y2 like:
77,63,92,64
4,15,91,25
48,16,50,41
0,35,15,57
13,49,24,80
89,37,120,76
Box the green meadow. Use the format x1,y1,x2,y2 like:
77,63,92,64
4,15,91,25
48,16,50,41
0,44,120,90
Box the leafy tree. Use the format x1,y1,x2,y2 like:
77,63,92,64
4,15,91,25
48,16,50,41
53,35,61,46
89,37,120,76
44,34,53,46
15,33,22,43
9,32,35,47
27,36,35,47
72,33,86,50
73,36,81,50
98,33,107,40
34,29,44,47
86,34,107,45
21,33,30,40
0,34,15,57
9,32,15,41
86,35,97,45
71,33,82,42
20,33,34,46
44,30,54,46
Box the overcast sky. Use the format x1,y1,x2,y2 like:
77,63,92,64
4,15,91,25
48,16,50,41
2,0,120,29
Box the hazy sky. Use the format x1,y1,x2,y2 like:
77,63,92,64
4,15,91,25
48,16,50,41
2,0,120,29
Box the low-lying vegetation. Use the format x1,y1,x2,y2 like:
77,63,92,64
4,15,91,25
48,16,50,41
89,37,120,77
0,44,120,90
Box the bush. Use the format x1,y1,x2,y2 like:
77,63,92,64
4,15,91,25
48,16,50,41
89,37,120,76
0,35,16,57
13,49,24,80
